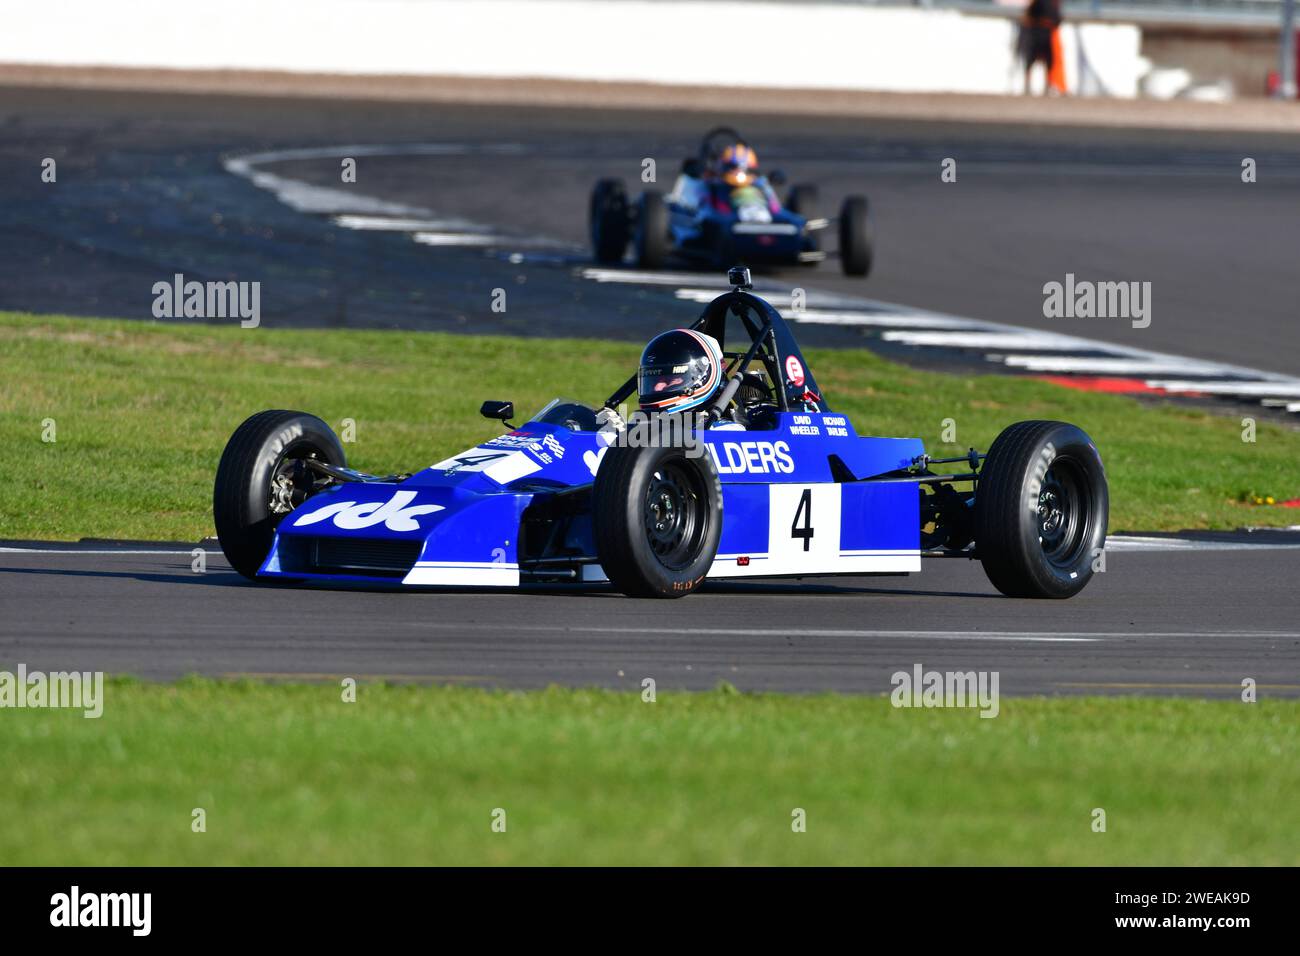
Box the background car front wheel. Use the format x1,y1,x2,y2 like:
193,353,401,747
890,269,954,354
589,178,629,264
213,410,346,579
592,444,722,598
974,420,1108,598
839,195,873,277
634,190,669,269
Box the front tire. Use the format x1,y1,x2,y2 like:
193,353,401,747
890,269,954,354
974,420,1108,598
634,191,669,269
589,178,629,264
592,443,722,598
839,195,873,277
213,410,346,579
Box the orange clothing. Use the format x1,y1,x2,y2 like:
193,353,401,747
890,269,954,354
1048,26,1067,93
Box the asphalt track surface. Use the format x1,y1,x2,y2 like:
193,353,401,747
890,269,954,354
4,85,1300,373
3,84,1299,696
1,540,1298,697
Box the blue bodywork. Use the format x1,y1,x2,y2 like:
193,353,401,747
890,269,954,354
667,179,823,267
258,285,925,588
259,414,922,587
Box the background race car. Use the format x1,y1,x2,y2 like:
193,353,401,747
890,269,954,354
590,127,874,277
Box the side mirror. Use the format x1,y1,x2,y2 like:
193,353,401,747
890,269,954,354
480,400,514,423
767,168,787,186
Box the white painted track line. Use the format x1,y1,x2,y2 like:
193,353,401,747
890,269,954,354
334,214,491,232
393,621,1300,642
412,233,501,247
1002,356,1228,375
581,268,730,287
5,533,1298,557
224,143,1300,418
792,310,982,330
1145,380,1300,398
883,330,1105,350
1105,535,1300,552
0,548,203,555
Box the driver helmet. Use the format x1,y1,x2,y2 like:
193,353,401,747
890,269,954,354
719,143,759,186
638,329,724,413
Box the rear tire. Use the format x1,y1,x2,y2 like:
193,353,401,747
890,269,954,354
839,195,873,277
592,443,722,598
634,191,669,270
974,420,1108,598
589,178,629,264
213,410,346,580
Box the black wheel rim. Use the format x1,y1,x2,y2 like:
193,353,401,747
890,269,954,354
1037,457,1092,568
643,460,708,571
267,441,328,519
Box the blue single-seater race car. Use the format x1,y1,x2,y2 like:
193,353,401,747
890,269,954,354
214,268,1107,598
589,127,874,277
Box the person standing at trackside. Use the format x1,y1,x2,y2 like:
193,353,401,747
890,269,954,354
1019,0,1065,95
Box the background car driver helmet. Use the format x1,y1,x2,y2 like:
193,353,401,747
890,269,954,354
637,329,724,413
719,143,759,186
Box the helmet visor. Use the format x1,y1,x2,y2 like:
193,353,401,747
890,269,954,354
639,365,691,404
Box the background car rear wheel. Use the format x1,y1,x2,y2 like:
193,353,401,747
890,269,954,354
634,190,669,269
839,195,873,277
213,410,346,580
592,444,722,598
785,183,819,219
589,178,629,264
974,420,1108,598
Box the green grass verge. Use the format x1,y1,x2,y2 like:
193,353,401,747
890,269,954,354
1,311,1296,540
2,679,1296,865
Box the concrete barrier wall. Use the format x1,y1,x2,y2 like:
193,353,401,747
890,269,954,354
2,0,1145,97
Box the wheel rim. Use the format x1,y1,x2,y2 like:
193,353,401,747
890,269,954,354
643,461,708,571
267,442,328,518
1037,457,1092,568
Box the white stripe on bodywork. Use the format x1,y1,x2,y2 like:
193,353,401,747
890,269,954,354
483,452,542,485
708,549,920,578
403,561,521,587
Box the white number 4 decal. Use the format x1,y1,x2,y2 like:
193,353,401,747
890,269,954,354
769,484,842,566
432,451,511,475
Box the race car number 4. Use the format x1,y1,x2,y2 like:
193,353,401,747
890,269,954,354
767,484,841,566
